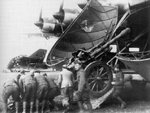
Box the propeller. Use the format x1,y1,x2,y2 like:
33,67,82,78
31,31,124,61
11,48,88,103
53,0,65,24
34,9,44,29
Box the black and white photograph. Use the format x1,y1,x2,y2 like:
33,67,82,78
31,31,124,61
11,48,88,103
0,0,150,113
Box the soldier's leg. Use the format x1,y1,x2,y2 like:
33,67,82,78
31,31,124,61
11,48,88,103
30,101,34,113
12,87,20,113
74,91,84,112
22,101,27,113
41,100,46,113
84,101,93,113
83,90,92,113
2,93,8,113
41,86,48,113
36,86,42,113
116,96,126,109
35,99,39,113
2,86,12,113
23,85,30,113
113,88,126,109
77,101,84,113
15,102,19,113
48,87,60,111
61,87,70,113
67,87,74,111
30,84,36,113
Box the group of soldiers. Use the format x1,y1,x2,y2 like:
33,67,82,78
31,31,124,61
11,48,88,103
1,57,131,113
2,59,93,113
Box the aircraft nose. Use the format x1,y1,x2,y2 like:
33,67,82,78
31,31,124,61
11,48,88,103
34,21,43,29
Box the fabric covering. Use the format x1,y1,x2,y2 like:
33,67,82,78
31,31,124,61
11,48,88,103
116,55,150,81
46,0,118,65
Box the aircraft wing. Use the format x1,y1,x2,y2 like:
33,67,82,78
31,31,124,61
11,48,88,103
44,0,118,66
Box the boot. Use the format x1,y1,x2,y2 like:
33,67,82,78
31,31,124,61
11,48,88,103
121,102,126,109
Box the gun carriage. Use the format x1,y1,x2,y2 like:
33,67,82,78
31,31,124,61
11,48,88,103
44,0,150,97
69,28,131,96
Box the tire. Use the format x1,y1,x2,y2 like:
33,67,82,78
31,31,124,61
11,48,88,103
85,61,113,98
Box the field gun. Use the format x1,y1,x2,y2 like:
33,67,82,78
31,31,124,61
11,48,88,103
69,27,131,97
72,27,131,65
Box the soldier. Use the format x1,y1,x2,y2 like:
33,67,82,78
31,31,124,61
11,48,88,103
19,70,36,113
2,71,23,113
34,71,49,113
111,65,126,109
43,73,60,111
57,64,75,113
74,59,92,113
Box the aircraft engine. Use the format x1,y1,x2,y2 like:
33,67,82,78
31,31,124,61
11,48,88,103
34,0,80,36
42,23,55,33
77,0,88,9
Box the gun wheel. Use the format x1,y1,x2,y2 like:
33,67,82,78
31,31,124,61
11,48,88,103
85,61,112,98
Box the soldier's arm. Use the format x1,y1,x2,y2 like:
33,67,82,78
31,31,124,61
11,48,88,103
44,76,50,88
34,77,38,91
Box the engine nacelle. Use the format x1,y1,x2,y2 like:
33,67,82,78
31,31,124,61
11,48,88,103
42,23,55,33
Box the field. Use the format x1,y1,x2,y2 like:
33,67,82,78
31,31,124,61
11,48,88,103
0,72,150,113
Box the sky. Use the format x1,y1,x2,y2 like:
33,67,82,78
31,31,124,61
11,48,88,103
0,0,79,70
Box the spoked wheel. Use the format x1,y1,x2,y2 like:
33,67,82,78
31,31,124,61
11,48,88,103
85,61,113,98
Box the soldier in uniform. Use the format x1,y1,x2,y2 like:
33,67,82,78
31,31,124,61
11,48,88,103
2,72,22,113
43,73,60,111
57,64,75,113
34,71,49,113
111,65,126,109
74,59,92,113
19,70,36,113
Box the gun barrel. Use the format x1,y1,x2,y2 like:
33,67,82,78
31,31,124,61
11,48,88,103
90,28,131,56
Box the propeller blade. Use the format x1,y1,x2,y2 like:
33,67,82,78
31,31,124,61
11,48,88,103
34,21,43,29
35,9,43,29
53,0,64,23
59,0,64,12
39,9,44,23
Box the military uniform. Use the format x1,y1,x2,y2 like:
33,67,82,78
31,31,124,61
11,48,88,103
112,67,126,109
2,74,21,113
45,75,59,99
35,73,48,101
19,73,36,101
58,68,74,102
57,67,74,113
19,70,36,113
2,80,20,102
76,68,90,104
34,72,49,113
44,74,60,111
74,59,92,113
